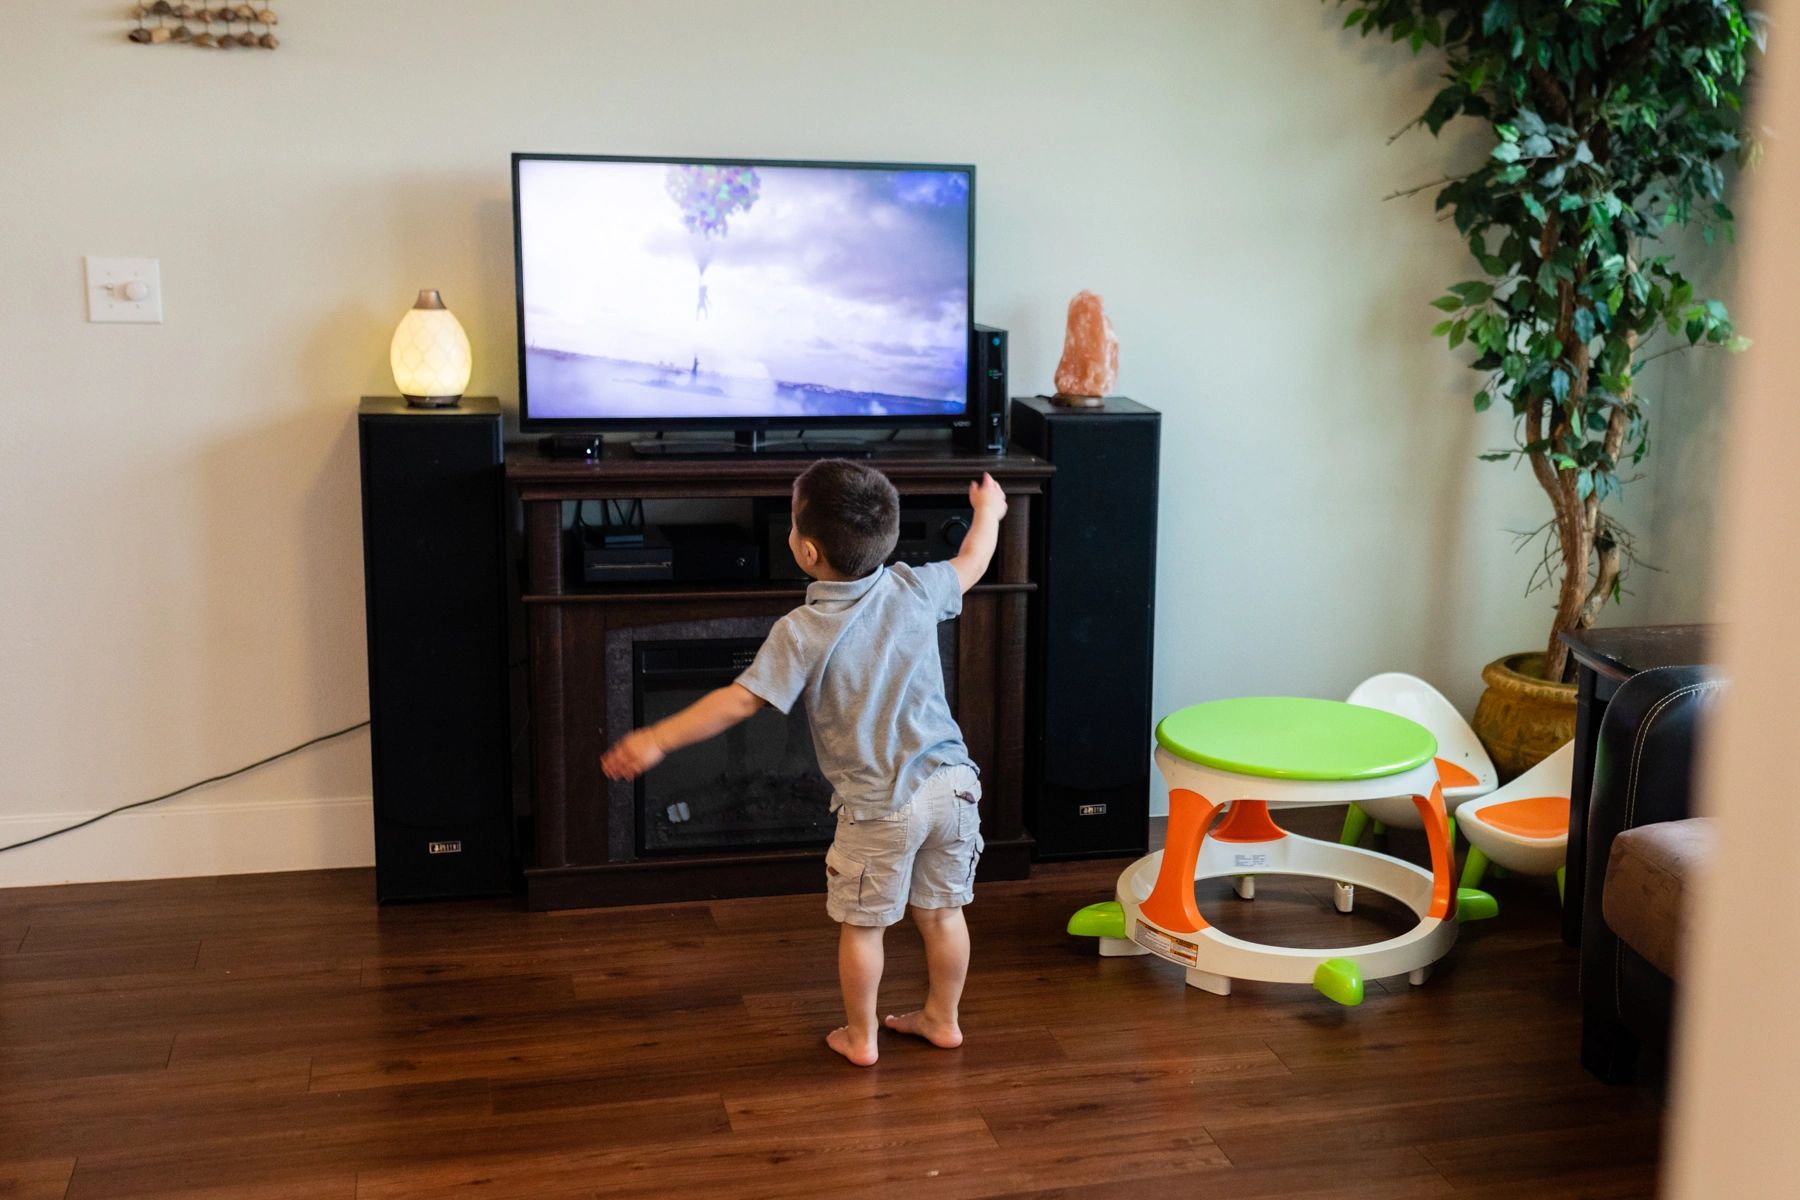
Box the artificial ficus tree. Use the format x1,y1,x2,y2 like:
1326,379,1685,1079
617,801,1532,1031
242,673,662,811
1337,0,1761,681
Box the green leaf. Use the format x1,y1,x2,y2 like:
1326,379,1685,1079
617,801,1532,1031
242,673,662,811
1432,319,1455,336
1474,389,1492,412
1431,295,1465,312
1481,0,1512,37
1492,142,1522,164
1479,451,1512,461
1551,369,1571,403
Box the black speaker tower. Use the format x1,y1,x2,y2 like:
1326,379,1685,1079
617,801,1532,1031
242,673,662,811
1010,396,1160,859
357,396,514,901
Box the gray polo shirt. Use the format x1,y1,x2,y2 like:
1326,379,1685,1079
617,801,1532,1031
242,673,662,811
735,561,974,820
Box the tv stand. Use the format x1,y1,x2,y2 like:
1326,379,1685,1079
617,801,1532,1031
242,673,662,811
631,430,875,459
506,439,1052,910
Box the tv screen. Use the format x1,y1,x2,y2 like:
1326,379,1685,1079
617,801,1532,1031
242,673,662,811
513,155,974,430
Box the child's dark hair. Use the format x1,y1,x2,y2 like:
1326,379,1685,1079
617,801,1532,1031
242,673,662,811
792,459,899,578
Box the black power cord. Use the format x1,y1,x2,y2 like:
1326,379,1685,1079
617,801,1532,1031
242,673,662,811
0,720,370,855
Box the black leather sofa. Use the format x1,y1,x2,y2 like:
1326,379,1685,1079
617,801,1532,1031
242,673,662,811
1579,664,1725,1083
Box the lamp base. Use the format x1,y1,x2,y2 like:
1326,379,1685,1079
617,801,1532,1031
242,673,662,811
402,394,463,409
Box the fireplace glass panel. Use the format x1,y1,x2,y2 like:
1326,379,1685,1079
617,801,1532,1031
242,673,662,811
634,638,834,854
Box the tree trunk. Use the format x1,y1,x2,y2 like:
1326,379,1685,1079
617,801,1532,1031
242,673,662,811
1532,220,1593,684
1537,466,1589,683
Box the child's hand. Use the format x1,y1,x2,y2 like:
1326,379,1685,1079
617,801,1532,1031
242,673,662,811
601,727,666,781
969,472,1008,521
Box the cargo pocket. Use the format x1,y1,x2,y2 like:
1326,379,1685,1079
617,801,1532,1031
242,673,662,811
955,787,983,841
967,829,985,890
825,844,865,911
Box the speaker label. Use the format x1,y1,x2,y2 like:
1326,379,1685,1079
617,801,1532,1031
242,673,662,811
428,840,463,855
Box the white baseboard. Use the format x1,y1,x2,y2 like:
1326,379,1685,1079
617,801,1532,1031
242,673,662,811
0,795,375,889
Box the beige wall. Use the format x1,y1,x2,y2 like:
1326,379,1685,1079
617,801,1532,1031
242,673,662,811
0,1,1735,884
1666,21,1798,1195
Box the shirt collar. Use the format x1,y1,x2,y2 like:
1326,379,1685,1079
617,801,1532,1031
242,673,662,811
805,565,886,607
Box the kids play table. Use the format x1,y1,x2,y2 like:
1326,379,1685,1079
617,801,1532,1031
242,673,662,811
1069,697,1487,1005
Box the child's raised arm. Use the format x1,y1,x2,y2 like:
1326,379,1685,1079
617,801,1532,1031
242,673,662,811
949,473,1008,594
600,683,765,781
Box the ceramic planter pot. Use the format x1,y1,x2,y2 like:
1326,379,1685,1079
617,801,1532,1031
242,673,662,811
1471,652,1577,782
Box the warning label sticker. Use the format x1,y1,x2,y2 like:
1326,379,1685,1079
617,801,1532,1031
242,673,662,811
1133,919,1200,966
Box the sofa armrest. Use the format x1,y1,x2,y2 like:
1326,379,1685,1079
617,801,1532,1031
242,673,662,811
1578,664,1724,1081
1582,665,1722,919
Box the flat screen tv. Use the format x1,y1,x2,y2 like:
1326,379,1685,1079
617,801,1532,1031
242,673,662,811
512,154,974,435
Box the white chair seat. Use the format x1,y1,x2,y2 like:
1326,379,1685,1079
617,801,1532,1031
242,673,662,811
1457,741,1575,876
1344,673,1497,829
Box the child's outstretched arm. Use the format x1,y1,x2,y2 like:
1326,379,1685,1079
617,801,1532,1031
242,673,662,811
949,472,1008,594
600,683,765,781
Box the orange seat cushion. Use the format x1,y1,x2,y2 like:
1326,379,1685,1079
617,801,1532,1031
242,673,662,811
1477,795,1568,839
1435,757,1480,789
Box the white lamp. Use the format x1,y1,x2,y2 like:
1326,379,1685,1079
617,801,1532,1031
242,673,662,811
389,289,471,407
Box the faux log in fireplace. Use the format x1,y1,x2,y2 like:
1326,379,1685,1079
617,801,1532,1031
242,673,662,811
507,441,1052,911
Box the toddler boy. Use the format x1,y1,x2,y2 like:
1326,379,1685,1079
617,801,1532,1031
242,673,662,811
601,458,1006,1066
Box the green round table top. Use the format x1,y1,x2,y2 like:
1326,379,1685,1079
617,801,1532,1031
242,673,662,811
1155,697,1437,781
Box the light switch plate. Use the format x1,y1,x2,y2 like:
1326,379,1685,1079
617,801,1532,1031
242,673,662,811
85,256,163,323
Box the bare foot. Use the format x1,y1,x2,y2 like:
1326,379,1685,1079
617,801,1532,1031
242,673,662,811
883,1010,963,1049
826,1025,879,1067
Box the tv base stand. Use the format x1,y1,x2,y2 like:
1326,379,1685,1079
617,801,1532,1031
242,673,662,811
507,439,1051,910
631,429,875,459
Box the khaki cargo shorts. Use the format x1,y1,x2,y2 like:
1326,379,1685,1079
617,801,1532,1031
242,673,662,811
824,764,983,927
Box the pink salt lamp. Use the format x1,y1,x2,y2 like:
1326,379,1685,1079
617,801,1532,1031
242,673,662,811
1052,290,1119,407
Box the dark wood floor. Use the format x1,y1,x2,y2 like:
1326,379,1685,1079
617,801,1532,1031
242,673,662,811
0,823,1662,1199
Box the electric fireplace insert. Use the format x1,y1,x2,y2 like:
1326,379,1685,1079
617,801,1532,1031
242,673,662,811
632,637,834,855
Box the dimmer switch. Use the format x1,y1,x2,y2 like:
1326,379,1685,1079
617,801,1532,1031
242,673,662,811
85,256,163,323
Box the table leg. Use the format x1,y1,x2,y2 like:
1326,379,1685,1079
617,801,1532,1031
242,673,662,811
1214,801,1284,902
1140,788,1215,934
1563,664,1603,946
1409,781,1454,920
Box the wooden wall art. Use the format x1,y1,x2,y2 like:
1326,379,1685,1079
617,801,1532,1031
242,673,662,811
127,3,280,49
